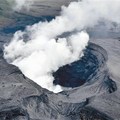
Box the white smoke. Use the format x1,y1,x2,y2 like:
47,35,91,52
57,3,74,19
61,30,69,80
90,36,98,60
4,31,89,93
4,0,120,93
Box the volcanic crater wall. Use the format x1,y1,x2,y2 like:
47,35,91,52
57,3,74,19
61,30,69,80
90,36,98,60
0,43,116,120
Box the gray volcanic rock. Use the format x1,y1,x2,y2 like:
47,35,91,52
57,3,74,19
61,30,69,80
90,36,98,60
0,1,120,120
0,43,115,120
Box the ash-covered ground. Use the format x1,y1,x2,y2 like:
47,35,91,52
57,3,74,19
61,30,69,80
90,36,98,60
0,0,120,120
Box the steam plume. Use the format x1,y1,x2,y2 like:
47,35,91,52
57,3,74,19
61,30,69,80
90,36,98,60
4,0,120,93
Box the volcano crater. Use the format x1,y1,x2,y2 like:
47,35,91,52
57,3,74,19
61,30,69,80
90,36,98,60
53,42,108,88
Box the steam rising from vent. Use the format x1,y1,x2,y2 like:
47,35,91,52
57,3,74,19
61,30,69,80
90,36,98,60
4,0,120,93
4,31,89,93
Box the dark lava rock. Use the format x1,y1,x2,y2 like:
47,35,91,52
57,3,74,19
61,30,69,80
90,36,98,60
0,107,28,120
0,43,116,120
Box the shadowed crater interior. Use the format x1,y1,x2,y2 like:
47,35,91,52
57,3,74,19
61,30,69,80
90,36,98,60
53,43,107,88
